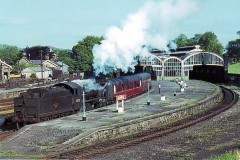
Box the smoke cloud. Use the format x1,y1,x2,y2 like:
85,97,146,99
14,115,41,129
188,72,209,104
93,0,197,75
72,79,104,92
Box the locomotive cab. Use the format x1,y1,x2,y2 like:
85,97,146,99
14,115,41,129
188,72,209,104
54,82,82,111
104,82,114,104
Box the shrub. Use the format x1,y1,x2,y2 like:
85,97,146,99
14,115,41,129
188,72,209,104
30,73,37,78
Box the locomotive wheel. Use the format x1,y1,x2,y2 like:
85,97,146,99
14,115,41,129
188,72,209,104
16,121,26,129
102,101,106,107
100,100,106,107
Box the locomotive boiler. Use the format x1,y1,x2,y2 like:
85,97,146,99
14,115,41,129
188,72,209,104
13,72,151,127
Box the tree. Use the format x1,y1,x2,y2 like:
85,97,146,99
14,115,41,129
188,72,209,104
0,44,22,74
174,34,189,47
198,32,224,55
53,48,75,72
72,36,103,73
237,31,240,37
30,73,37,78
226,32,240,63
174,32,224,55
188,34,202,45
174,34,202,48
0,44,21,65
226,39,240,62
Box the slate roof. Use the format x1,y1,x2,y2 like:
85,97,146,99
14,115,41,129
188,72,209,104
0,59,12,68
30,60,61,67
22,66,51,72
30,60,46,65
56,61,68,67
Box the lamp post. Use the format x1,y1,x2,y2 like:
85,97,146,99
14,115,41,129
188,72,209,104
40,50,43,80
147,82,150,105
82,87,86,121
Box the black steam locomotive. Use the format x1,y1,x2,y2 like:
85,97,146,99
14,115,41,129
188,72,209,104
13,73,151,126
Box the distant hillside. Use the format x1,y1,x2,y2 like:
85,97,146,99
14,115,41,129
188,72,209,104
0,43,71,52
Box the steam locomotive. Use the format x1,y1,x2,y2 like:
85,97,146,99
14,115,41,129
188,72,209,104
13,73,151,126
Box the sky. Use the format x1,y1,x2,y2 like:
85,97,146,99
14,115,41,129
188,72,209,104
1,0,240,50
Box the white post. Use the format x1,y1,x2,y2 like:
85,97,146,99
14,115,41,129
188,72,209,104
82,90,86,121
118,99,124,113
147,83,150,105
116,100,119,111
122,99,124,109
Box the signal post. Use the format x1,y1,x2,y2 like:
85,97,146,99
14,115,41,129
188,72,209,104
116,95,126,113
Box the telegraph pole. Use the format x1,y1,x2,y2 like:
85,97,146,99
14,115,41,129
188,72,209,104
40,50,43,80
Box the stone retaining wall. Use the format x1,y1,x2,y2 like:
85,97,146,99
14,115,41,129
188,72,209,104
59,86,223,152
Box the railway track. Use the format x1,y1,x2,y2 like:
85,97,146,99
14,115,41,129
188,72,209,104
0,98,15,140
47,87,238,159
0,130,14,141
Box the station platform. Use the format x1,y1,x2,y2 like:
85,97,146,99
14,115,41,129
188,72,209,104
0,80,220,157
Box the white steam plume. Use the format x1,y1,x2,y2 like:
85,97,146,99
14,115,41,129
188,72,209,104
93,0,197,75
72,79,104,92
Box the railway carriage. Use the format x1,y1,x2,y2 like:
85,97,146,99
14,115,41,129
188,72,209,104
105,73,152,102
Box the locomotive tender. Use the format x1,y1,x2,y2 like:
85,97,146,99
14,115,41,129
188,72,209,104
13,73,151,125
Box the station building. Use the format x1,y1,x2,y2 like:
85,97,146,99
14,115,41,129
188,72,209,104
138,45,227,83
0,59,12,81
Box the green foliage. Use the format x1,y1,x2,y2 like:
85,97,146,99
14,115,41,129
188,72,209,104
0,44,21,65
189,34,202,45
0,151,17,157
226,39,240,63
174,32,224,55
0,151,42,159
30,73,37,78
174,34,189,47
53,48,75,72
12,59,39,74
174,34,202,47
237,31,240,37
53,48,70,61
198,32,224,55
72,36,103,72
207,149,240,160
